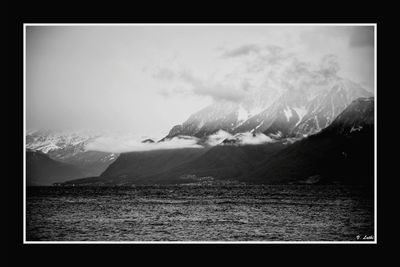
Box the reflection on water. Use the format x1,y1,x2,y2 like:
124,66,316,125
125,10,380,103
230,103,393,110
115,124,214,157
26,185,374,241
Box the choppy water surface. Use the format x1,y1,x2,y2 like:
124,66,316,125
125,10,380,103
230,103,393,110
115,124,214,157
26,185,374,241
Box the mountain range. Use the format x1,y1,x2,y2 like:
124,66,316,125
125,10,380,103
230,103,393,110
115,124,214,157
61,96,374,187
26,130,118,185
26,76,374,186
164,77,372,140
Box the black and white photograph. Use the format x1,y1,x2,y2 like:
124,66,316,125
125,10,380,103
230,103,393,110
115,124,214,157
24,24,376,243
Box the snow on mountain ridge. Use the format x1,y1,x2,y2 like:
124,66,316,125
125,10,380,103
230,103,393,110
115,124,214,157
283,107,293,122
165,76,373,140
26,130,95,154
293,106,307,127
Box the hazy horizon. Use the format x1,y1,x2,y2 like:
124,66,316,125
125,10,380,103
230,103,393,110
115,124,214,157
26,24,375,139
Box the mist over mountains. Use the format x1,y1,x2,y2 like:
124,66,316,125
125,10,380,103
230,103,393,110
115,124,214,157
58,96,373,187
26,130,118,182
26,80,374,186
25,26,375,186
164,77,372,141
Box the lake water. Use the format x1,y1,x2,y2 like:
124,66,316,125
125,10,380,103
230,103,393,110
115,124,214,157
26,185,374,242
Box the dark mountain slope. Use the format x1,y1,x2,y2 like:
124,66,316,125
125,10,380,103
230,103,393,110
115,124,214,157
144,142,287,183
97,148,209,183
61,142,287,185
26,150,86,186
245,97,374,186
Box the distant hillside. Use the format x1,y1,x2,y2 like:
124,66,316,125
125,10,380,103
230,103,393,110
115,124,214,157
244,97,374,186
26,130,118,177
146,142,287,183
62,143,287,185
26,150,86,186
62,148,209,185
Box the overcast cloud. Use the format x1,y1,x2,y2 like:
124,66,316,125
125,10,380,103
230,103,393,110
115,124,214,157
26,25,375,139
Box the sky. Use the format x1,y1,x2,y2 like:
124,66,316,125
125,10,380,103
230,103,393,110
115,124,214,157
26,24,375,139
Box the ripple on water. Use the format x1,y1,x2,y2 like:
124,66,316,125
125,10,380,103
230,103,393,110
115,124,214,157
26,185,374,241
